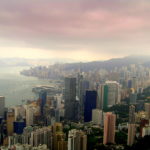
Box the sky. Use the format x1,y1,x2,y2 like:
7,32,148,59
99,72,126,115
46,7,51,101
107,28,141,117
0,0,150,62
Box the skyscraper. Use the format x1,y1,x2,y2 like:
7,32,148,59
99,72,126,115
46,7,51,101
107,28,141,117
76,74,89,120
0,96,5,118
25,106,34,126
7,109,15,136
53,123,65,150
103,112,116,145
14,115,26,134
127,105,136,146
92,109,103,126
84,90,97,122
39,91,47,115
97,84,108,110
97,81,121,110
105,81,121,107
64,77,76,121
76,73,83,106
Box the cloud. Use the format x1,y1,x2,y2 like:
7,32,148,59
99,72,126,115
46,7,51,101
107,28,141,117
0,0,150,60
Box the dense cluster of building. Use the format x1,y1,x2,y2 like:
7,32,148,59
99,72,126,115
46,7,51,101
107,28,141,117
1,64,150,149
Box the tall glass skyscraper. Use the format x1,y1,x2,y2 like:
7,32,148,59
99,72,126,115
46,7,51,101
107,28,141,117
84,90,97,122
39,91,47,115
64,77,76,121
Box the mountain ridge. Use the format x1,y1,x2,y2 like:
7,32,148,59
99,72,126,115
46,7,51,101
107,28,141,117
1,55,150,69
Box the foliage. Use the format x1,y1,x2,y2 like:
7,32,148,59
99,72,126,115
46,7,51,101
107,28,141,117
128,136,150,150
104,104,129,125
115,131,127,145
87,127,103,150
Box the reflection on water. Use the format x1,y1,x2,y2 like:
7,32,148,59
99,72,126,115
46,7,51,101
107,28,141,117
0,66,49,106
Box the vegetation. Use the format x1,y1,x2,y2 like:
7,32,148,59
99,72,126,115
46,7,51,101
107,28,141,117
104,104,129,125
128,136,150,150
87,127,103,150
115,131,127,145
91,136,150,150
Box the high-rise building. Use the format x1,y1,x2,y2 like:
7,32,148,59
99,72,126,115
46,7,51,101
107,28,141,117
127,105,136,146
9,126,53,149
76,74,87,120
25,106,34,126
127,124,136,146
53,123,66,150
7,109,15,136
0,96,5,118
39,91,47,115
129,93,137,105
76,73,83,106
105,81,121,107
30,127,52,149
129,89,137,105
84,90,97,122
0,118,5,145
92,109,103,126
64,77,77,121
103,112,116,145
14,115,26,134
129,105,135,124
97,84,108,110
97,81,121,109
68,129,87,150
145,103,150,119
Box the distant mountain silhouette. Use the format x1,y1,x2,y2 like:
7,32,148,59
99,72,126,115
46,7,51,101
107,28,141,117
61,55,150,71
1,55,150,70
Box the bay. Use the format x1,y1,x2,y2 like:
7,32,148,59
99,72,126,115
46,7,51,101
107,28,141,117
0,66,49,106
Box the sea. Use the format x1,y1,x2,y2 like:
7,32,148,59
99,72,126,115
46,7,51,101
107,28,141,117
0,66,49,106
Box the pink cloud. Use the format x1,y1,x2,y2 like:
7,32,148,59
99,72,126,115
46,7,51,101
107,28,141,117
0,0,150,54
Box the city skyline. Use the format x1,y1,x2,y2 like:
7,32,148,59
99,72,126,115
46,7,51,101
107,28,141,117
0,0,150,61
1,1,150,148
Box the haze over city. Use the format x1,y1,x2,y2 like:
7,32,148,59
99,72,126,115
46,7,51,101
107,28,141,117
0,0,150,61
1,1,150,150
